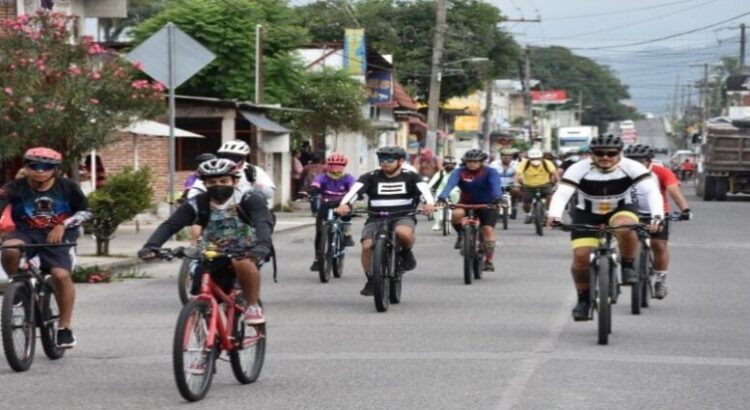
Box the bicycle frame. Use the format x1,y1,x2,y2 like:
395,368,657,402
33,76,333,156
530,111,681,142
324,207,350,260
191,272,247,352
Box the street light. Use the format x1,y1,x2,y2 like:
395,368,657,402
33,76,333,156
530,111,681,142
427,57,491,154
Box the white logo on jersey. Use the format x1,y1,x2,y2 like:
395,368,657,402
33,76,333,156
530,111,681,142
377,182,407,195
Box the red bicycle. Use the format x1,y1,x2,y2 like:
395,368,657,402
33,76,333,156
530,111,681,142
152,245,266,402
450,203,497,285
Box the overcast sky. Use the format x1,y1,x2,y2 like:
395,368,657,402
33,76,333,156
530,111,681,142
491,0,749,114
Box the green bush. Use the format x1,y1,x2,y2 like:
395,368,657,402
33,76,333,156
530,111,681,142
86,167,154,256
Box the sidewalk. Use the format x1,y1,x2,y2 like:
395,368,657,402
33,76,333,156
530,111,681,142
0,209,315,280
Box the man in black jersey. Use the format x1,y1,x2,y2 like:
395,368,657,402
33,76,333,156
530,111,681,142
335,146,435,296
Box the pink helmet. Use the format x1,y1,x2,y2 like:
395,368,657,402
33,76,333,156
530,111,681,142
24,147,62,165
326,153,348,167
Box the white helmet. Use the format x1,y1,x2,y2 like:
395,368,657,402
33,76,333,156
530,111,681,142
218,139,250,156
527,148,543,159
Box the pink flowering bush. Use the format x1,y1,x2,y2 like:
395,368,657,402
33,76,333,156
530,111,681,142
0,11,165,170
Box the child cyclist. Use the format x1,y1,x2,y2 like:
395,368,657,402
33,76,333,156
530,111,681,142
308,153,356,272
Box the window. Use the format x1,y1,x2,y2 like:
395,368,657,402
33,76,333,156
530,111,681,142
176,118,222,171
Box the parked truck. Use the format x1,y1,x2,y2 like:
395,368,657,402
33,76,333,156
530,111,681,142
555,126,597,155
695,119,750,201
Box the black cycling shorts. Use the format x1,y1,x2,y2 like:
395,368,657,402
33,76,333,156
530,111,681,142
569,205,639,249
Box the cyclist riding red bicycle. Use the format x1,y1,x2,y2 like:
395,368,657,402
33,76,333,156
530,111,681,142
138,158,273,325
0,147,91,348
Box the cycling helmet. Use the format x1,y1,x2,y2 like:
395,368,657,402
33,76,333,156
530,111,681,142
376,146,406,159
462,149,488,162
623,144,653,159
326,152,348,167
23,147,62,165
195,153,216,164
590,134,624,149
527,148,543,159
500,149,514,156
442,155,457,165
217,139,250,156
197,158,239,180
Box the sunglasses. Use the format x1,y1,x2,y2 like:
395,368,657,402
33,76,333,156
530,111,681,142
378,157,398,164
592,150,620,158
26,162,57,171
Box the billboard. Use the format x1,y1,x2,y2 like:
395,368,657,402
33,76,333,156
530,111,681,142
344,28,366,77
366,71,392,104
531,90,567,105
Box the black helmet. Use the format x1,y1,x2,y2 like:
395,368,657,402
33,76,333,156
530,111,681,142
462,149,488,162
590,134,623,149
623,144,653,159
442,155,457,165
197,158,239,180
195,152,216,164
376,146,406,159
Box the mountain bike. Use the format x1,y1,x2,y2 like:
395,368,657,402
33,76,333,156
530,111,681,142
0,242,75,372
451,204,497,285
497,191,513,231
316,200,352,283
366,209,421,312
439,203,452,236
528,187,548,236
631,213,683,315
151,245,266,402
556,222,646,345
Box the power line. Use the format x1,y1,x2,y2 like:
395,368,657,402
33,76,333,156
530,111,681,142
542,0,702,21
570,9,750,50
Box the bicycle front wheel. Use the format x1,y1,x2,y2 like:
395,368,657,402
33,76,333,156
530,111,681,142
596,256,611,345
318,226,331,283
331,231,344,279
173,300,216,402
177,259,196,305
442,206,450,236
1,281,36,372
534,202,544,236
501,206,509,230
230,300,266,384
463,226,476,285
39,277,65,360
371,238,390,312
631,249,648,315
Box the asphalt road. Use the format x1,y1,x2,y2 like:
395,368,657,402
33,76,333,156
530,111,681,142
1,188,749,409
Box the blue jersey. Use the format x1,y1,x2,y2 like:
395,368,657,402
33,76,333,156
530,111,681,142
438,166,503,204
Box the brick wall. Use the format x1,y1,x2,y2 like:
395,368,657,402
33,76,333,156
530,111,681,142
97,133,192,204
0,2,17,20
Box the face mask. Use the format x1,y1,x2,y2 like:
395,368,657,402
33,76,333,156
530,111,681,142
207,185,234,202
530,159,542,166
328,171,343,179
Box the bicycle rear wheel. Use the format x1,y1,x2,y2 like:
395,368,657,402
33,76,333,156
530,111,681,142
318,226,331,283
371,238,390,312
173,300,216,402
230,299,266,384
1,281,36,371
39,277,65,360
462,226,476,285
595,256,611,345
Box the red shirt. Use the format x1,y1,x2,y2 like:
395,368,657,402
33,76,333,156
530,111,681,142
649,163,679,212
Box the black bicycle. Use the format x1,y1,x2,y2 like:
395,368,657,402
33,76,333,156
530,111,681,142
526,187,549,236
450,203,497,285
366,209,419,312
556,223,646,345
1,242,75,371
316,201,352,283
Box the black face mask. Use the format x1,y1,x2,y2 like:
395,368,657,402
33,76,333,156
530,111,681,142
207,185,235,202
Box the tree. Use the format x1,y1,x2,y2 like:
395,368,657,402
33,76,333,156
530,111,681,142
294,0,519,101
528,46,635,130
0,12,165,172
97,0,169,42
130,0,308,106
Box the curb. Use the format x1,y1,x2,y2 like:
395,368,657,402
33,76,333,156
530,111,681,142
75,221,316,273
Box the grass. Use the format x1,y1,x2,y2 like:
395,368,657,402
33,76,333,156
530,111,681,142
72,264,153,283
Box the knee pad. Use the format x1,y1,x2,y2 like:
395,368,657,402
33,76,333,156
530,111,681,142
481,240,496,252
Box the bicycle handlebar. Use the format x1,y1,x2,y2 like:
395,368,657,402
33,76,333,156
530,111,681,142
448,203,499,210
146,246,259,262
552,222,648,233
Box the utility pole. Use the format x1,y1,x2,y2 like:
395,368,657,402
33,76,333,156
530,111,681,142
701,63,709,130
481,79,494,154
577,90,583,124
741,23,746,73
523,46,533,144
672,75,680,120
255,24,264,105
426,0,447,154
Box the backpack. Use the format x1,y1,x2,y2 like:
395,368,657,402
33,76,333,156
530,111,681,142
244,165,256,184
522,159,554,176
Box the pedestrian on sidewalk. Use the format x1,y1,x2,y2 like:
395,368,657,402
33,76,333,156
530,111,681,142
291,149,304,200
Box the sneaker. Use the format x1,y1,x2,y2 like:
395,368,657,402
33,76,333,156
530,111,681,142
399,249,417,271
360,278,374,296
431,224,440,231
654,276,668,299
57,327,76,348
454,235,463,250
620,266,638,285
483,261,495,272
572,300,592,321
524,214,533,224
310,260,320,271
244,304,266,325
343,235,355,247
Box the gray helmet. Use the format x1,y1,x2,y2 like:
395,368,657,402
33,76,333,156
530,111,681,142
590,134,624,149
442,155,457,165
376,146,406,159
462,149,488,162
623,144,653,159
197,158,239,180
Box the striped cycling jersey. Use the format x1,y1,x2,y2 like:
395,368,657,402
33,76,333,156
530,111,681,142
340,169,434,216
560,157,652,215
